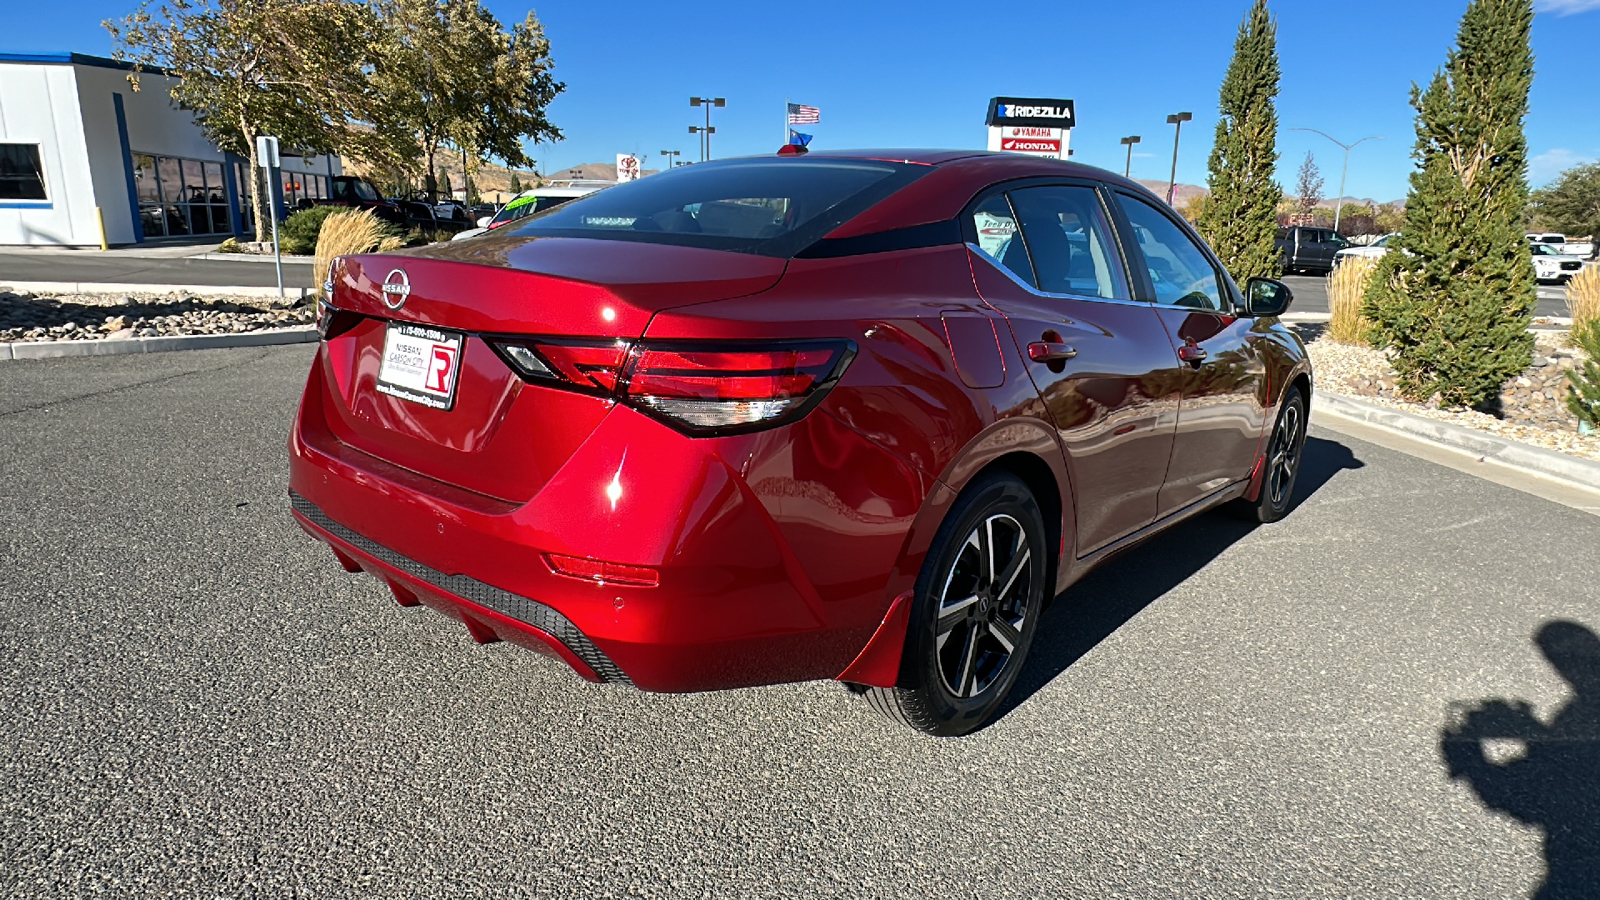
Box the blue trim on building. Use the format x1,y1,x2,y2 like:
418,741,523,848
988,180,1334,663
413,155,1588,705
0,201,52,209
0,51,141,72
111,92,144,244
223,151,245,238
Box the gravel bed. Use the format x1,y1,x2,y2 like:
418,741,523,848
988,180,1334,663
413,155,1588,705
0,290,313,343
1296,325,1600,462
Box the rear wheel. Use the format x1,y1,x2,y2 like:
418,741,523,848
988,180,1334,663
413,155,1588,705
1233,386,1307,524
866,472,1047,736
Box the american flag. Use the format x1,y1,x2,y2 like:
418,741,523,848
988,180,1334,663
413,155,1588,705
787,103,820,125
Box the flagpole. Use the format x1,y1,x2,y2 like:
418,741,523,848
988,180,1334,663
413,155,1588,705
784,96,789,145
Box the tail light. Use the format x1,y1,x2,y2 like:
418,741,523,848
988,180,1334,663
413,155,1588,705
489,338,855,434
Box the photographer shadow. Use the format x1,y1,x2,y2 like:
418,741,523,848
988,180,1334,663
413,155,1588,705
1441,621,1600,899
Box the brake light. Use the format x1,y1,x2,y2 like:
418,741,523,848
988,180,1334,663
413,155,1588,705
489,338,854,433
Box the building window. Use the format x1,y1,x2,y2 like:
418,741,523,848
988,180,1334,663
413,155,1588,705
130,150,234,238
0,144,48,201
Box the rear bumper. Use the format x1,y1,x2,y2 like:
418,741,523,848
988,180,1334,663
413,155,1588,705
290,492,628,683
288,347,927,692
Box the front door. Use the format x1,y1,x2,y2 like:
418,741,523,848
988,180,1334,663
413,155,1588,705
1110,192,1269,516
965,185,1181,555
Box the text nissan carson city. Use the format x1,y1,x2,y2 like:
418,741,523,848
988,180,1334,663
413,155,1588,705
289,149,1311,736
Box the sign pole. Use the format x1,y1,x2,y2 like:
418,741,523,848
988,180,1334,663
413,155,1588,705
256,135,285,301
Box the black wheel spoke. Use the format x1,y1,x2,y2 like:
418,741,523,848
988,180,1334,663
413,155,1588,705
989,617,1022,653
993,547,1031,605
936,594,979,634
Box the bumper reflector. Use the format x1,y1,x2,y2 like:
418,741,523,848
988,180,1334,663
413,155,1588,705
544,553,660,588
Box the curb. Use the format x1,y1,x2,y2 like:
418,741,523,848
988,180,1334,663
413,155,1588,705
1,326,317,361
188,253,317,264
1,281,310,299
1313,391,1600,490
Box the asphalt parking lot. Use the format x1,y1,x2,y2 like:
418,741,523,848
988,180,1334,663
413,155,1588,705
3,345,1597,898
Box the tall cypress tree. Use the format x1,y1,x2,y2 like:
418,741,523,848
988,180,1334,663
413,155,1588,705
1363,0,1536,409
1197,0,1282,282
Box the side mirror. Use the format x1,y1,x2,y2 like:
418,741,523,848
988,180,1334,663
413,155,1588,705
1244,277,1293,317
476,216,492,228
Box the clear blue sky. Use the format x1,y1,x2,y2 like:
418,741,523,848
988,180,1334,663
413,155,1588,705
8,0,1599,202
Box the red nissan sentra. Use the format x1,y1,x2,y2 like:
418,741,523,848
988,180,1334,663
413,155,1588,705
290,149,1311,735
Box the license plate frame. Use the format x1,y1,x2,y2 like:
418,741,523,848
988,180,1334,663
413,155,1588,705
376,322,464,411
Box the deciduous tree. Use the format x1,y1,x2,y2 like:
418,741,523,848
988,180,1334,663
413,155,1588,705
1197,0,1283,281
374,0,563,198
1294,152,1324,218
1363,0,1537,409
1530,161,1600,259
107,0,382,243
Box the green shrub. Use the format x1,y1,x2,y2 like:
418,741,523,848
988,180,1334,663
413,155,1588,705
216,237,242,254
280,205,342,256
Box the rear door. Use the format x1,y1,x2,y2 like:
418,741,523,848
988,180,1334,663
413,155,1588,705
1109,191,1268,516
965,183,1181,555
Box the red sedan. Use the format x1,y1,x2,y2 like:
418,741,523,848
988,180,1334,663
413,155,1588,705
290,149,1311,736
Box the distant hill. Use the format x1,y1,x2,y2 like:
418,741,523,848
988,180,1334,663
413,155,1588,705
340,154,542,198
1135,179,1208,208
543,162,660,182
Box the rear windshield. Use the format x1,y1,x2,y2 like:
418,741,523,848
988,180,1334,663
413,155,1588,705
505,158,922,257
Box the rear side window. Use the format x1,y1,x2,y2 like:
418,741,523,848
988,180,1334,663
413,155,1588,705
508,159,920,256
1007,186,1128,300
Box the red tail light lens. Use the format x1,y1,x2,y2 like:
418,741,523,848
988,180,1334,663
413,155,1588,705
624,343,851,431
490,338,854,433
544,553,660,588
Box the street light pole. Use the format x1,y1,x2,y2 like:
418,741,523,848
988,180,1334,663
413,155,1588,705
1290,128,1384,234
1165,112,1192,206
689,97,726,162
659,149,680,171
1120,135,1141,178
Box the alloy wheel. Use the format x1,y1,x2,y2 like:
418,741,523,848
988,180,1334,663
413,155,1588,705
1267,401,1303,507
934,514,1033,698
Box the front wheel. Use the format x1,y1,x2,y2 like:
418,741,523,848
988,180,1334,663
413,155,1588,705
866,472,1047,737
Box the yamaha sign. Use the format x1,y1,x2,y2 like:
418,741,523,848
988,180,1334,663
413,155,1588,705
986,97,1075,129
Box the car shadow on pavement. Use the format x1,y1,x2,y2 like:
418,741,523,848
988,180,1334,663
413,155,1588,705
1440,621,1600,900
999,435,1364,722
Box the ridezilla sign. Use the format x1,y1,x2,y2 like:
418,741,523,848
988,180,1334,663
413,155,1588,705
985,97,1074,160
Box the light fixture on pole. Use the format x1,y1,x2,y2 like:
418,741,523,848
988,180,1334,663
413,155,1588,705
660,149,681,170
1120,135,1141,178
689,97,726,161
1165,112,1192,206
1290,128,1384,234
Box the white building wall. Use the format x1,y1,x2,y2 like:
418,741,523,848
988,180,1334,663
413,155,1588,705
0,62,98,245
2,58,347,246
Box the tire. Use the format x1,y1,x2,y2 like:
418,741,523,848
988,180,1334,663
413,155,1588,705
866,472,1048,736
1232,386,1308,524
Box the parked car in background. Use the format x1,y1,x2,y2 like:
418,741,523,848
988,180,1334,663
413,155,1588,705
1276,225,1349,275
469,202,499,221
1333,233,1398,267
1527,232,1595,259
295,150,1312,736
1531,242,1584,284
450,182,613,241
324,175,407,227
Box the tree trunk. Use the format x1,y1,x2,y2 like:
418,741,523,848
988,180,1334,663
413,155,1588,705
425,140,438,200
241,116,266,244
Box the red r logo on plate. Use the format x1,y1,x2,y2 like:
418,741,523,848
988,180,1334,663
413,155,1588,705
426,345,456,393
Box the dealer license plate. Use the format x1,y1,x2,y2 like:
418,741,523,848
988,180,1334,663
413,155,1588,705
376,323,463,410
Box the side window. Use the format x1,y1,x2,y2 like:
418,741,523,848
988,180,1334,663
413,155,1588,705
1115,193,1225,311
1007,186,1129,300
968,193,1034,287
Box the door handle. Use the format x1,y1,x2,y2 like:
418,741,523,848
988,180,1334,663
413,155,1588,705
1027,341,1078,362
1178,343,1208,364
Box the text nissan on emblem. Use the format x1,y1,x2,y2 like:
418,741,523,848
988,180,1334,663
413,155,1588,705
381,268,412,310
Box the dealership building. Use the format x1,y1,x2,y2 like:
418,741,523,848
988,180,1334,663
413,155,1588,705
0,52,343,247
